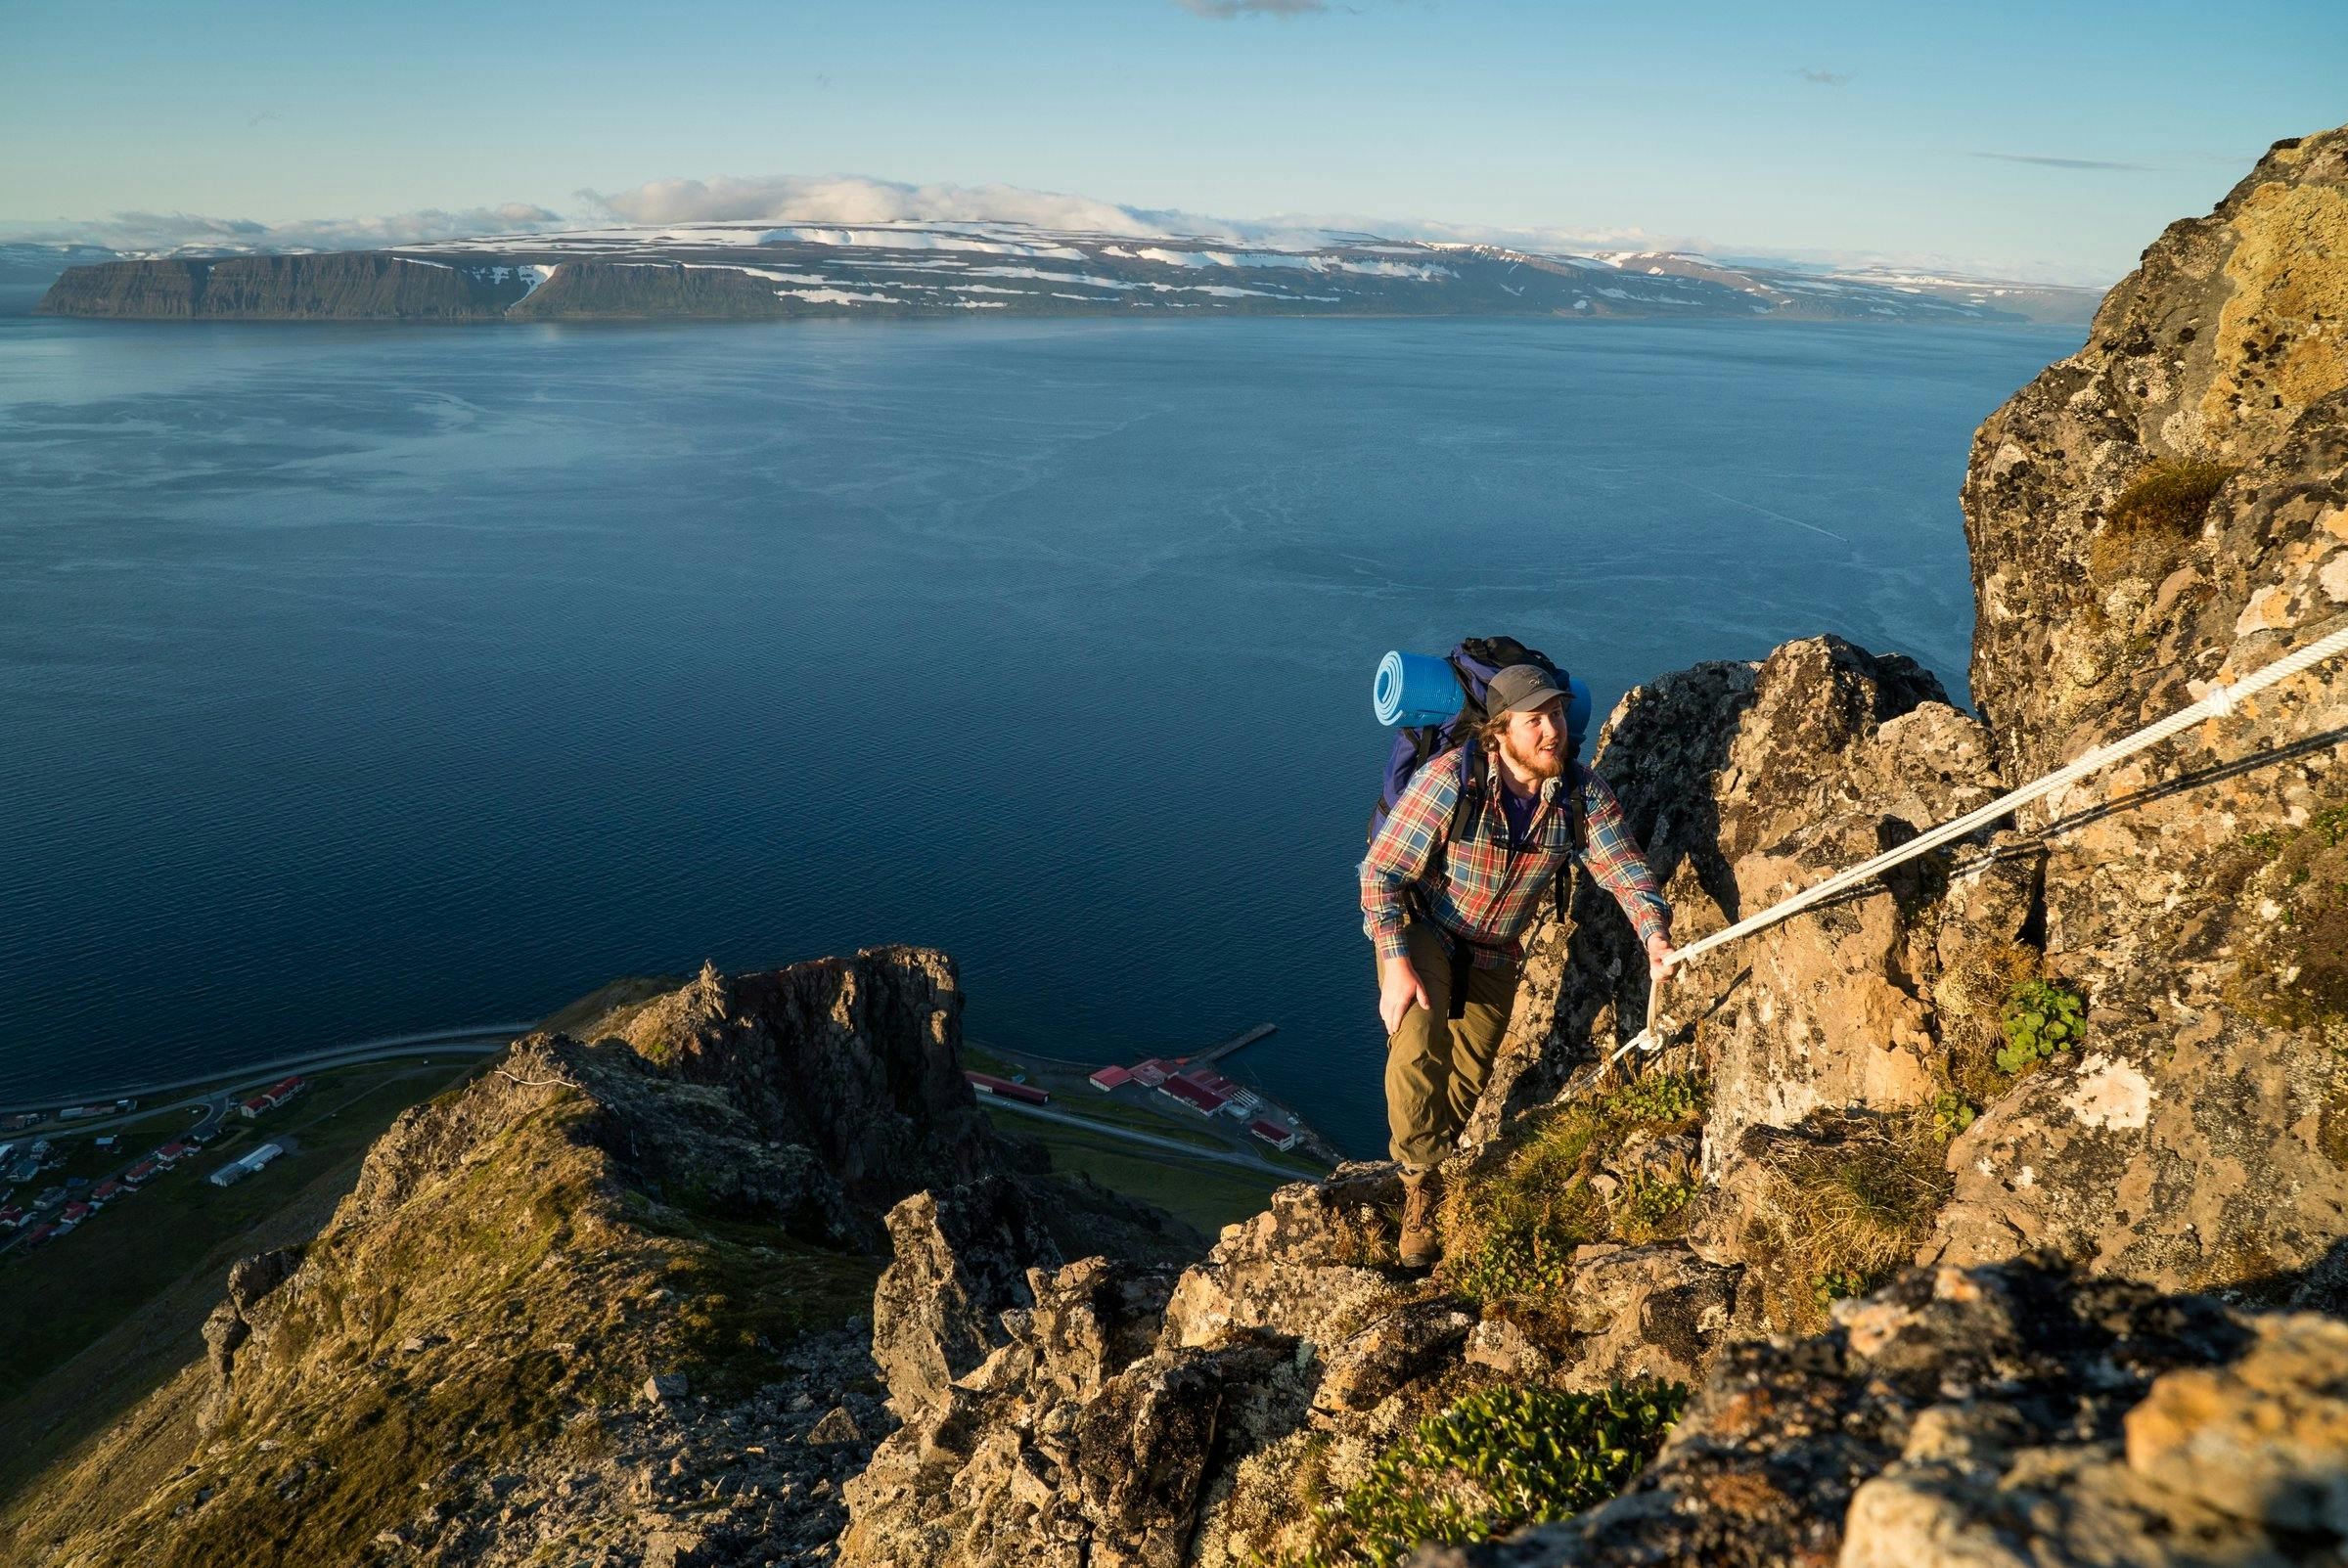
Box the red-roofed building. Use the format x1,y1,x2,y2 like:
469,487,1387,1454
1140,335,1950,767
91,1179,123,1203
60,1200,92,1225
158,1140,193,1161
0,1205,23,1229
965,1071,1050,1106
1130,1059,1173,1089
1087,1065,1133,1092
1156,1076,1227,1116
1248,1118,1300,1151
237,1094,274,1119
23,1223,55,1245
1175,1065,1238,1098
270,1076,306,1100
122,1158,159,1187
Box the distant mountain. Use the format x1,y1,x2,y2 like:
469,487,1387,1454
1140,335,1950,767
33,221,2101,325
0,244,120,287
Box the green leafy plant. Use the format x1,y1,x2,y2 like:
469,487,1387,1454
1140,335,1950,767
1610,1169,1701,1245
1263,1382,1689,1568
1812,1269,1871,1313
1998,979,2087,1075
1929,1092,1977,1142
1601,1072,1708,1125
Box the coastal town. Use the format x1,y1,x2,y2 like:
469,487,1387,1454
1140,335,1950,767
0,1077,308,1257
2,1016,1333,1270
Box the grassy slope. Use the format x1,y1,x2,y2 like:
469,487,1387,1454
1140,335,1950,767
535,974,686,1038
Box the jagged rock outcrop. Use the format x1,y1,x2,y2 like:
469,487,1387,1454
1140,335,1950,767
1939,127,2348,1289
595,951,1019,1203
871,1178,1069,1421
1474,637,2020,1153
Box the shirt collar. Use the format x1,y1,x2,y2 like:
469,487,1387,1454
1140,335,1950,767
1483,746,1565,805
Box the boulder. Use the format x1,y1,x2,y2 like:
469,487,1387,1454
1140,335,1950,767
870,1178,1064,1420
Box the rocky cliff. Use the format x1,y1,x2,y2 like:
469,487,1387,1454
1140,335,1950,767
33,253,537,321
6,127,2344,1568
32,228,2096,325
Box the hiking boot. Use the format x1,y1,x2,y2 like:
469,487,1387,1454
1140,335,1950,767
1397,1168,1441,1271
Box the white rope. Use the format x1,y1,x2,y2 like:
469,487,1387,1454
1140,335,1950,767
1605,620,2348,1068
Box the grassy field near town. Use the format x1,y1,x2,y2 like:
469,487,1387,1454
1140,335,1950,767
981,1105,1299,1235
0,1058,482,1502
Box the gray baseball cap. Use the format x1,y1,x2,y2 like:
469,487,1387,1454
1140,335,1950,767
1485,663,1566,719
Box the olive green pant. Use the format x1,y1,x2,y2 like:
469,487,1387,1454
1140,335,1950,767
1380,919,1521,1169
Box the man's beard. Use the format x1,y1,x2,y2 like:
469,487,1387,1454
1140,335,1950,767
1502,731,1565,781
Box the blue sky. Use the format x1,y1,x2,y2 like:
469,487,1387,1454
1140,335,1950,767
4,0,2341,282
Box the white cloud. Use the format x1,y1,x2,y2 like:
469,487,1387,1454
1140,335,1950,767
572,173,1703,257
581,174,1184,238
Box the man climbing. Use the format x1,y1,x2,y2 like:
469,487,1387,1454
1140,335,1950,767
1359,661,1676,1271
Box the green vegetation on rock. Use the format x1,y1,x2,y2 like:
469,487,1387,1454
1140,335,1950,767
1998,978,2088,1075
2108,457,2241,535
2089,456,2242,577
1929,1091,1978,1142
1262,1382,1688,1568
1443,1073,1708,1307
2226,803,2348,1045
1754,1111,1953,1330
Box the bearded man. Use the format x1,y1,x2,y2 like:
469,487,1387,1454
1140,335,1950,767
1358,662,1675,1270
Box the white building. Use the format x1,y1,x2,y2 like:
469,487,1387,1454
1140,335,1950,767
208,1142,286,1188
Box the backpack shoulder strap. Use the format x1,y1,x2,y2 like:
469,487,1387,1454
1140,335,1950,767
1553,762,1590,919
1444,739,1484,843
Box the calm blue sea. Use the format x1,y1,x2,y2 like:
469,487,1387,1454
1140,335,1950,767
0,296,2079,1156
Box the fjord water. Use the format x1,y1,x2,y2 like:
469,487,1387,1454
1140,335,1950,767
0,306,2079,1156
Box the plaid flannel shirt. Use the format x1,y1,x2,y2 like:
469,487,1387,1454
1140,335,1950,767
1361,744,1671,968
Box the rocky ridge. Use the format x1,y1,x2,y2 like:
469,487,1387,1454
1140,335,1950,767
0,949,1191,1568
5,126,2345,1568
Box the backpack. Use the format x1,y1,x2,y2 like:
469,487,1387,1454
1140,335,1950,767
1366,636,1590,924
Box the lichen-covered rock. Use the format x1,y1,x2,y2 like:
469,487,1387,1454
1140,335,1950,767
1477,636,2009,1176
1944,127,2348,1291
842,1245,1304,1568
2123,1312,2348,1535
1411,1261,2283,1568
1555,1243,1735,1392
1162,1164,1410,1350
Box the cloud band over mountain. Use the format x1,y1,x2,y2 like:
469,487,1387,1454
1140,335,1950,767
1,173,2117,287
